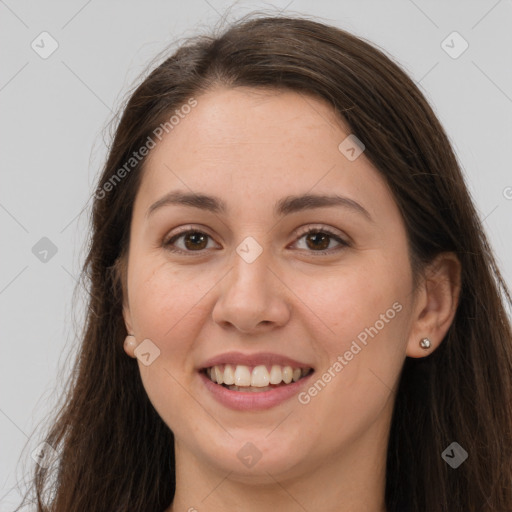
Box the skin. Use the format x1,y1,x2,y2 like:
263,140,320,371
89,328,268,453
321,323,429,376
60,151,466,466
121,86,461,511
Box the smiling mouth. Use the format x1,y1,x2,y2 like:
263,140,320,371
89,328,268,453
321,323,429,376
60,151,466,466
202,364,314,392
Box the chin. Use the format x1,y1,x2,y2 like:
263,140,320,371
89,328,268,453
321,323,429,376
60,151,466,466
193,432,314,481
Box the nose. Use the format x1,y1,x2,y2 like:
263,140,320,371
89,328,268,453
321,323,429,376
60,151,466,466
211,246,291,334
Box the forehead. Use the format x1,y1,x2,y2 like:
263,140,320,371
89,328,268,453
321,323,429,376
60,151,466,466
136,86,395,222
163,86,349,159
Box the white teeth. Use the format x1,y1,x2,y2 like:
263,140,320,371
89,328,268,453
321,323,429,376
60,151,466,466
269,365,282,385
206,363,312,388
251,365,270,387
282,366,293,384
213,366,223,385
223,364,235,385
234,365,251,386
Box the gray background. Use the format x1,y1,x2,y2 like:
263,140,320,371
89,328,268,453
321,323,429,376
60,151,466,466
1,0,511,509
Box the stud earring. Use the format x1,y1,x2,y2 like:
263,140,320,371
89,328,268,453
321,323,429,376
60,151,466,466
420,337,431,350
124,334,138,354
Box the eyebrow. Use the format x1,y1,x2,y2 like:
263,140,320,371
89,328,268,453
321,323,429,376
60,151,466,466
146,190,374,222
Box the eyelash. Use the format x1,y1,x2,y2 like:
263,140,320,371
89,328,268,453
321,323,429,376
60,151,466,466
163,225,350,256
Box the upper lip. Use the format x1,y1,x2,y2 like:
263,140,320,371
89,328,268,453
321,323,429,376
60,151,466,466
199,351,314,370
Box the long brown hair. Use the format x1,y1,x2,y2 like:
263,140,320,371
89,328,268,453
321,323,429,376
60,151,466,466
14,13,512,512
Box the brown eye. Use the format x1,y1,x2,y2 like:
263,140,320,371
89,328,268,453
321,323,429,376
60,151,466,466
304,231,330,251
182,232,208,250
164,230,216,253
293,227,349,254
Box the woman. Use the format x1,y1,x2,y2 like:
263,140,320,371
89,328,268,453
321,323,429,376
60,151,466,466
16,13,512,512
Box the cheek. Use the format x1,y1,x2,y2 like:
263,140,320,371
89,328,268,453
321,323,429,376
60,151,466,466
294,273,409,448
127,260,216,432
128,257,227,386
128,258,216,353
293,250,411,405
292,252,410,344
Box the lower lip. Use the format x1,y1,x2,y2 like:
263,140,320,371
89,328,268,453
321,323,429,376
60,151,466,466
199,371,314,411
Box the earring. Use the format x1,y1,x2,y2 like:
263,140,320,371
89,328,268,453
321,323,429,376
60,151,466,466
420,337,431,350
124,334,138,354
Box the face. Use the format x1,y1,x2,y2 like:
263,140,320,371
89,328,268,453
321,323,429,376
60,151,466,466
122,86,419,482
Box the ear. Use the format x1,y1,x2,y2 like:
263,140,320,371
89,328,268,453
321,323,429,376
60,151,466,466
113,254,133,335
122,303,138,358
406,252,461,358
123,302,134,335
